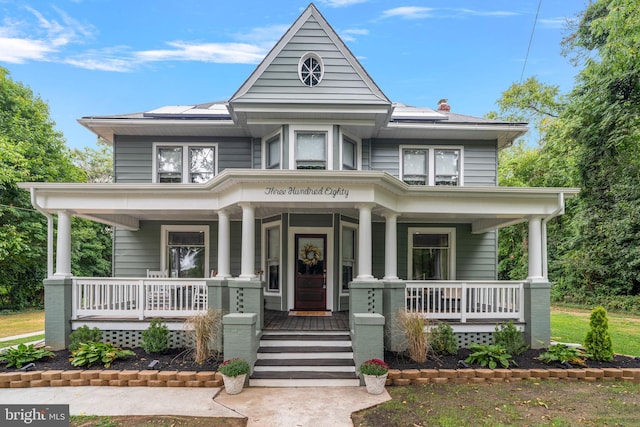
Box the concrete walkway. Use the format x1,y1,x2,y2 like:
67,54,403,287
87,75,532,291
0,386,390,426
0,331,45,342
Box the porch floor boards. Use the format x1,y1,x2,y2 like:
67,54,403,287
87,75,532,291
264,310,349,331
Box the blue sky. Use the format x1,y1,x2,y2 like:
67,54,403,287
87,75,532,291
0,0,588,149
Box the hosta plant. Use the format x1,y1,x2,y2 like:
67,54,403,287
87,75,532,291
537,343,587,367
70,342,135,368
359,359,389,376
465,343,515,369
0,343,55,368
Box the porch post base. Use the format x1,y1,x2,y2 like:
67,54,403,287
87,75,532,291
228,279,264,331
207,279,230,313
223,313,259,375
352,313,385,385
523,280,551,349
349,281,384,332
44,277,73,351
383,280,407,353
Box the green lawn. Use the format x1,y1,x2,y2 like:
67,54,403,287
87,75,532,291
0,310,44,338
551,305,640,356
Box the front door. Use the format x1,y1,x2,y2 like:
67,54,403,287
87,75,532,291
295,234,327,310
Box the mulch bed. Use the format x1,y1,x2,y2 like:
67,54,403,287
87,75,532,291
2,346,640,373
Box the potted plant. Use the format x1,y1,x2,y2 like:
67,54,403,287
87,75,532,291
218,358,250,394
359,358,389,394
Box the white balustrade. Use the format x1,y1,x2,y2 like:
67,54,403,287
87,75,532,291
405,281,525,322
72,278,208,320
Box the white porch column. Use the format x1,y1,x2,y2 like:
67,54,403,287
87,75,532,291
216,209,231,278
527,217,545,282
54,210,72,278
239,203,257,280
355,203,375,280
382,212,399,280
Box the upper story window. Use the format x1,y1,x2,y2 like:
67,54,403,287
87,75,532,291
295,132,327,169
299,53,323,87
266,135,281,169
400,146,462,186
342,136,357,170
154,143,217,183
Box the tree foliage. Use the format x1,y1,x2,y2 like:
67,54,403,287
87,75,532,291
0,67,112,309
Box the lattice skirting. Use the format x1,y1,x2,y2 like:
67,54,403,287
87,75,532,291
455,332,493,348
98,330,194,349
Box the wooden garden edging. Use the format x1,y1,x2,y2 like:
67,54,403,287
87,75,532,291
2,368,640,388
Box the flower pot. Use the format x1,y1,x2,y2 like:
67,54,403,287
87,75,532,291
363,373,388,395
221,373,247,395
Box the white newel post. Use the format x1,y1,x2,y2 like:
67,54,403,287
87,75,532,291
54,210,72,278
527,217,545,282
239,203,256,280
382,212,399,280
355,203,374,280
217,209,231,278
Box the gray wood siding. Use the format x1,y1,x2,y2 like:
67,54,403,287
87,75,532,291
114,136,252,183
396,224,497,281
238,18,387,104
369,139,497,186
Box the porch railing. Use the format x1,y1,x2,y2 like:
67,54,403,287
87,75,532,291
72,278,208,320
405,281,525,322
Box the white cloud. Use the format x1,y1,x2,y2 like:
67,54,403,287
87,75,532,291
136,41,266,64
340,28,369,42
382,7,434,20
539,17,574,29
455,8,518,17
0,37,55,63
319,0,368,7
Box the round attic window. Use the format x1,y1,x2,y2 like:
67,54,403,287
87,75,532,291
298,53,323,87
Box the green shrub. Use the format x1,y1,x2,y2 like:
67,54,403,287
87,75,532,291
69,325,103,352
430,322,458,355
140,319,169,354
584,306,614,362
493,321,528,356
218,358,250,377
0,343,54,368
465,343,515,369
70,342,135,368
537,343,587,366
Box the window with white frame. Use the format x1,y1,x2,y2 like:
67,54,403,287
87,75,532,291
400,146,462,186
155,143,216,183
161,225,209,278
295,132,327,169
342,136,357,170
341,226,357,291
407,228,455,280
298,52,323,87
266,135,281,169
265,226,280,292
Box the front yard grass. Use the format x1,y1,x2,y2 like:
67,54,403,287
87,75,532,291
551,305,640,356
352,381,640,426
0,310,44,338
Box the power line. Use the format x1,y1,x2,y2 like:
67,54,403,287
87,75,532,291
520,0,543,83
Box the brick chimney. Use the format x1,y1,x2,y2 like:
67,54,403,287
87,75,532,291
437,99,450,112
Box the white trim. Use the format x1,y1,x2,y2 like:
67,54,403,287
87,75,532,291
287,226,334,311
340,132,361,171
262,221,282,295
160,224,210,278
288,125,334,171
152,142,218,183
399,145,464,186
407,227,456,281
261,129,282,170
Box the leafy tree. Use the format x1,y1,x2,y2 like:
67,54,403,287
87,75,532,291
560,0,640,298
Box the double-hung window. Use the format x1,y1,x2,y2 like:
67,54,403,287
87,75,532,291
407,228,455,280
400,146,462,186
155,143,216,183
342,136,357,170
266,135,281,169
161,225,209,278
265,226,281,292
341,226,357,292
295,132,327,169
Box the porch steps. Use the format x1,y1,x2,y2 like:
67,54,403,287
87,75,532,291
250,331,360,387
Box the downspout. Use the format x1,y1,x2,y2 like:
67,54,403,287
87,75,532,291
31,188,54,278
541,192,565,280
